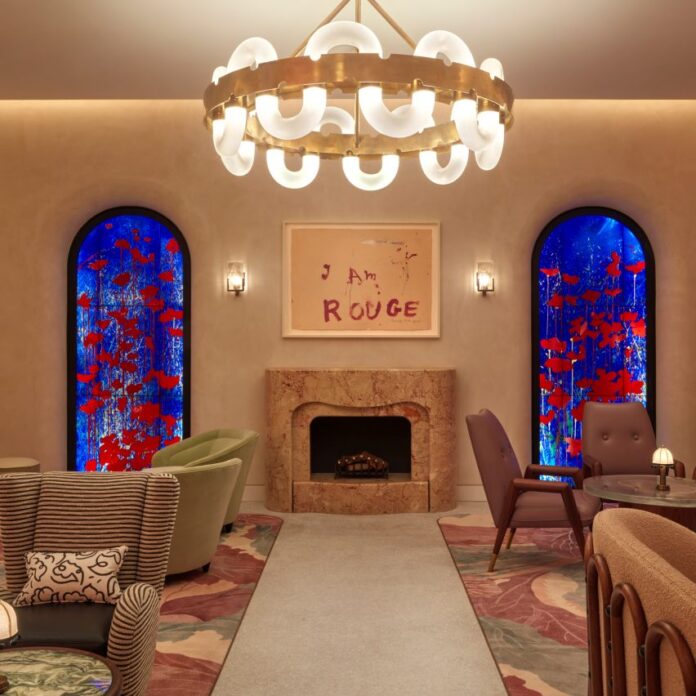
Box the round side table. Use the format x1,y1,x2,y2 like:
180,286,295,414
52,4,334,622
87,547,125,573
0,458,40,474
584,474,696,531
0,646,121,695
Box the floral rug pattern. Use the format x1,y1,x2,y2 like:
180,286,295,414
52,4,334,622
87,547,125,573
147,513,282,695
438,514,587,696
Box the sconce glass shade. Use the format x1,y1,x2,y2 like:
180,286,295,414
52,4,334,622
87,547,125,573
226,262,246,294
0,600,18,643
475,262,495,294
652,447,674,466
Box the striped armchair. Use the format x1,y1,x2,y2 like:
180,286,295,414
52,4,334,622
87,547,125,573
0,471,179,696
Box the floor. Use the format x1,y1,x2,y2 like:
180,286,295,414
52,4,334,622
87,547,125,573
212,503,506,696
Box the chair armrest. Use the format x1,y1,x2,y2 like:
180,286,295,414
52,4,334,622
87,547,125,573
582,454,603,479
508,477,585,551
513,477,570,493
107,583,160,696
674,459,686,478
525,464,583,488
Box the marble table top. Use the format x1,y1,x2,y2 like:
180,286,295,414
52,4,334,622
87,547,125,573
0,647,120,695
584,474,696,508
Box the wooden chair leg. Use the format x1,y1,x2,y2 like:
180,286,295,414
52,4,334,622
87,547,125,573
506,528,517,550
560,488,586,553
488,525,508,572
489,483,519,572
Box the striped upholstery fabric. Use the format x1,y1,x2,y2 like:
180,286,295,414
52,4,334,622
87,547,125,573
137,475,180,594
34,473,148,586
109,582,161,696
0,473,42,594
0,471,179,696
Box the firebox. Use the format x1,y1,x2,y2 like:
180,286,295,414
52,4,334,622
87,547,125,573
310,415,411,478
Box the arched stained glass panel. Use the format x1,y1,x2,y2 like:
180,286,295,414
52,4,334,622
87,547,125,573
68,207,190,471
532,208,655,468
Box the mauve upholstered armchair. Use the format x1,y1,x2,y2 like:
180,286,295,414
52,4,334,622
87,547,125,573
0,471,179,696
586,508,696,696
466,409,601,571
151,428,258,530
581,401,685,478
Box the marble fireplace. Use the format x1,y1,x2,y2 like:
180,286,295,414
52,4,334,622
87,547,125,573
265,368,456,513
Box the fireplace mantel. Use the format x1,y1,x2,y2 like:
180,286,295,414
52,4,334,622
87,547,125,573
265,368,456,513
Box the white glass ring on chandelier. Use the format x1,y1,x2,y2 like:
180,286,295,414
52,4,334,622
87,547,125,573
256,87,327,141
205,6,513,191
221,141,256,176
266,149,320,189
342,154,399,191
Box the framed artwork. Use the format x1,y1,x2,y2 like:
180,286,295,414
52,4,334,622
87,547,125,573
282,222,440,338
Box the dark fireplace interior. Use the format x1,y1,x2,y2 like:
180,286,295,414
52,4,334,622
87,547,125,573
310,416,411,477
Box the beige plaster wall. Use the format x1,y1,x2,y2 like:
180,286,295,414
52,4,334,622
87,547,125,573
1,100,695,499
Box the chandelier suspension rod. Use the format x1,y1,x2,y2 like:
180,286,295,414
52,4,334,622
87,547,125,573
292,0,417,57
292,0,353,57
365,0,417,49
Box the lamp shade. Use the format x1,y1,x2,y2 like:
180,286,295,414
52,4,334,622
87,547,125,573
652,447,674,466
0,600,18,642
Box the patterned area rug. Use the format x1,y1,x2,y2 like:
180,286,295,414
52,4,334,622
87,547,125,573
438,514,587,696
147,513,283,695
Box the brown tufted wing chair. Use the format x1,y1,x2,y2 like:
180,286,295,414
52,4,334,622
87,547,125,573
581,402,685,479
466,409,601,571
0,471,179,696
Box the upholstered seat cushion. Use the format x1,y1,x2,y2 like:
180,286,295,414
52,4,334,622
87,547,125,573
14,603,115,655
511,489,601,526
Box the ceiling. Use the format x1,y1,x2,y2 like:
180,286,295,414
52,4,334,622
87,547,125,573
2,0,695,100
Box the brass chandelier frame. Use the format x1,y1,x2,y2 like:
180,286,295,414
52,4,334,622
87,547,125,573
203,0,514,160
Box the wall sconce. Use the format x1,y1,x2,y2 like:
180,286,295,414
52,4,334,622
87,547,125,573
226,262,246,296
475,262,495,295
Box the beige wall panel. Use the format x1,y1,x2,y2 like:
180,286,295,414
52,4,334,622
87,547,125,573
0,100,694,491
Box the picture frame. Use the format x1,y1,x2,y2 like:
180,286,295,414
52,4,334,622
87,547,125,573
282,222,440,338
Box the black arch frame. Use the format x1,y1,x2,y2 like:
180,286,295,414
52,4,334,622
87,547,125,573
67,206,191,471
531,206,656,464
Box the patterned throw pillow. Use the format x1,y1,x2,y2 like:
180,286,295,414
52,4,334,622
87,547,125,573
14,546,128,607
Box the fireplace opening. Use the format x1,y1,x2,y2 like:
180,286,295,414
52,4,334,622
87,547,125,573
310,416,411,478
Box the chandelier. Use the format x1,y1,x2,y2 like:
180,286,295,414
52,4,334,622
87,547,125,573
203,0,514,191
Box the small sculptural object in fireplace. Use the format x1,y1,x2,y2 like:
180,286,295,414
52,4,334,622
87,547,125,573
335,451,389,478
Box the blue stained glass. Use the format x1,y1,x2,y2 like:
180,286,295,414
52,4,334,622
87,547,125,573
72,212,187,471
536,212,650,468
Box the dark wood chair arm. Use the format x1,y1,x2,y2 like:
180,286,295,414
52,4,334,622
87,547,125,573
582,454,603,479
513,478,569,493
674,460,686,478
525,464,584,488
506,477,585,553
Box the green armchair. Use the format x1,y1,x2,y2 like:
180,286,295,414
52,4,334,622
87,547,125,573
151,428,259,530
155,459,241,575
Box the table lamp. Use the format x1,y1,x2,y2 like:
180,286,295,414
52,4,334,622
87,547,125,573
0,599,18,694
652,446,675,492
